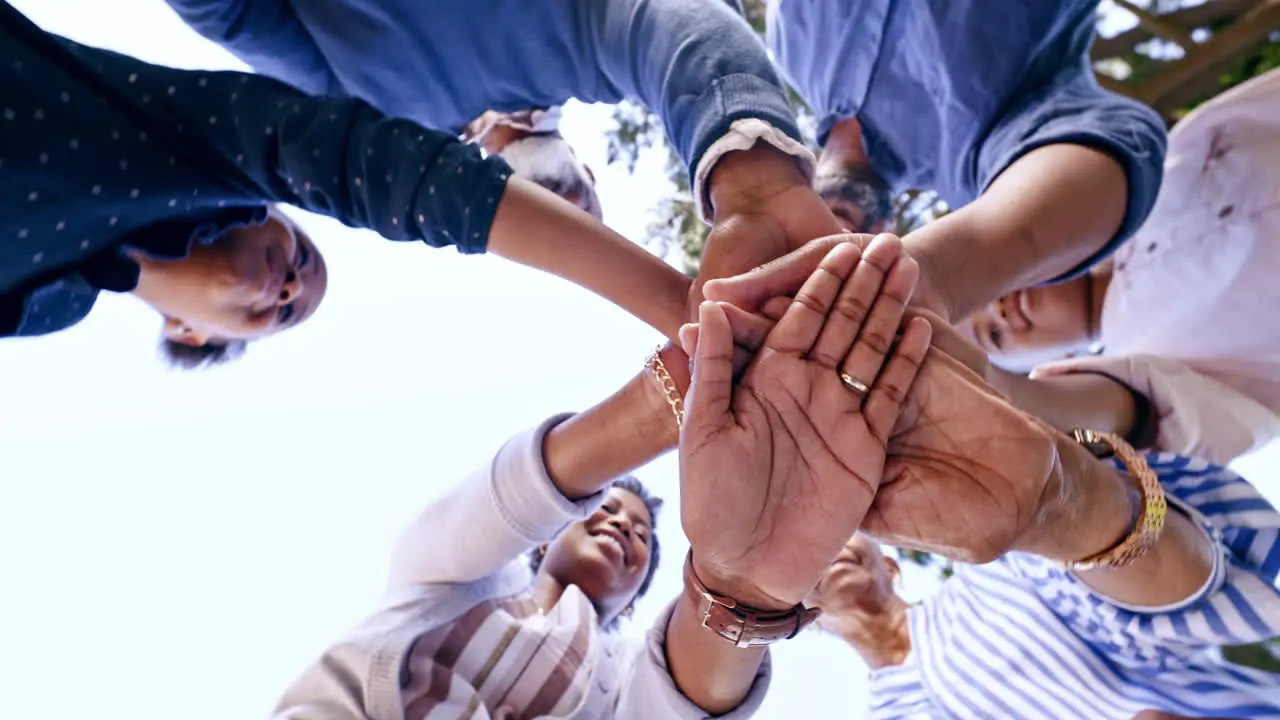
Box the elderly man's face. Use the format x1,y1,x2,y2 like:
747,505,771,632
807,534,901,616
813,165,893,234
497,133,603,220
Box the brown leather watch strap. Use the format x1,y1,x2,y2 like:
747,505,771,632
682,552,822,648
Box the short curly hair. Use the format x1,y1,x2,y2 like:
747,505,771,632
529,476,664,627
813,165,895,233
160,338,247,370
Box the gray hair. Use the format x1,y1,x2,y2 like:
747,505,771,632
498,134,603,221
813,166,894,232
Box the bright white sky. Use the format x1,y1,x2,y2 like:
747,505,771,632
2,2,1277,719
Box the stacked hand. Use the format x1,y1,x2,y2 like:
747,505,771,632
678,234,1071,609
870,349,1061,563
678,236,931,609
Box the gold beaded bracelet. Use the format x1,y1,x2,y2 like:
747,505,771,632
1066,428,1167,571
644,345,685,430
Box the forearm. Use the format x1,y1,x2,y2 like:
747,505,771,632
905,143,1128,321
96,49,514,250
543,346,685,500
997,370,1138,442
1020,436,1214,608
664,593,767,715
489,179,691,342
596,0,799,173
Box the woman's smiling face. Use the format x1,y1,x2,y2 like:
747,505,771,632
962,275,1096,368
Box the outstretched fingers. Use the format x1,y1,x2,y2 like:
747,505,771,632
762,242,863,357
838,254,919,387
680,304,778,373
703,234,864,312
809,234,907,371
862,317,932,445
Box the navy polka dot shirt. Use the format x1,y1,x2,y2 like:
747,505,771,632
0,2,512,337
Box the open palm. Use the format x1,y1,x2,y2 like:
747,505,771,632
681,237,931,608
864,349,1063,563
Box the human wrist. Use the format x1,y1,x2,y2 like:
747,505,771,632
641,343,688,447
707,143,810,221
1017,433,1141,563
689,554,802,614
540,348,686,499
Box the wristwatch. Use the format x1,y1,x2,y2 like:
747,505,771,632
1066,428,1167,571
682,552,822,648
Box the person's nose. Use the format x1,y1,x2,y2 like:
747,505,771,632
278,267,304,305
608,514,632,539
990,297,1022,332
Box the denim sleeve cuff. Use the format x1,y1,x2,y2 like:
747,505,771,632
412,141,513,255
693,117,818,224
681,72,807,212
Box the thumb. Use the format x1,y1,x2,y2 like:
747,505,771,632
703,235,866,311
679,322,701,361
686,301,736,428
761,296,791,322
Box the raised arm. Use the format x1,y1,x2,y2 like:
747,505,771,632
163,0,346,96
905,58,1167,321
385,345,685,589
859,347,1218,609
57,31,691,339
1018,433,1217,609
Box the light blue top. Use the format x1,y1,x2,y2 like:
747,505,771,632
870,454,1280,719
767,0,1168,279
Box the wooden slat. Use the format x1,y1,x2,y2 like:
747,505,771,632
1092,0,1256,59
1112,0,1198,48
1132,0,1280,106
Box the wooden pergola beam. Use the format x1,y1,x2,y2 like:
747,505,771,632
1092,0,1256,59
1111,0,1198,48
1152,34,1274,114
1131,0,1280,106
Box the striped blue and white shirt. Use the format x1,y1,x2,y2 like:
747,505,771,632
870,454,1280,719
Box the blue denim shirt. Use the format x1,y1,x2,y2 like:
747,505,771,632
768,0,1167,278
1,2,510,337
163,0,803,180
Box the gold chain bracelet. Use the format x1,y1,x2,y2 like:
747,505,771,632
645,345,685,430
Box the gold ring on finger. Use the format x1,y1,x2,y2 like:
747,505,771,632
838,370,870,398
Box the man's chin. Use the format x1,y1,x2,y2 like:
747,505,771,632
827,569,887,600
